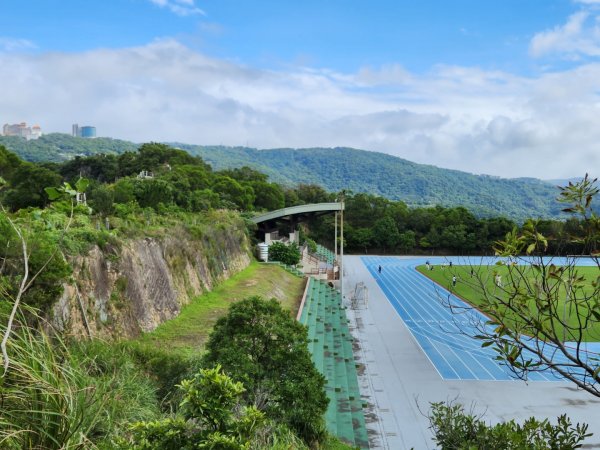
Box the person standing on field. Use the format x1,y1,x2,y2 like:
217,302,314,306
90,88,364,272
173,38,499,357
495,274,502,287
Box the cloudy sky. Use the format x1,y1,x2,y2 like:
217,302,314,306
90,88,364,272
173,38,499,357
1,0,599,179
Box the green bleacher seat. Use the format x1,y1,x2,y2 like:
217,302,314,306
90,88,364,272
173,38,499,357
298,276,368,448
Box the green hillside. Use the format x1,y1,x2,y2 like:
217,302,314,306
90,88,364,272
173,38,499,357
177,145,566,220
0,133,137,162
0,133,569,220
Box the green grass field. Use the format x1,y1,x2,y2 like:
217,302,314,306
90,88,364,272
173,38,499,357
417,264,600,342
135,261,306,358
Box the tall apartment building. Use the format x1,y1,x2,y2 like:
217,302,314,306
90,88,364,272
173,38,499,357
72,123,96,138
2,122,42,140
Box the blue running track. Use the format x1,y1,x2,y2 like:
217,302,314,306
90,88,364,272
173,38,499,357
362,256,600,381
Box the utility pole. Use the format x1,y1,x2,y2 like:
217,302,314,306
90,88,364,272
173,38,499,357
334,211,338,260
340,193,345,302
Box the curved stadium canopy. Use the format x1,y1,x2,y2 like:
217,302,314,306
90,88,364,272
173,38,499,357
251,202,343,231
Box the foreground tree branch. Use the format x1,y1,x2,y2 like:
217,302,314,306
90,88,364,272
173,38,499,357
439,175,600,396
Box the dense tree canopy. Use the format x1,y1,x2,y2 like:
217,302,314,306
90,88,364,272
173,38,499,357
202,296,328,444
2,163,62,211
1,134,589,221
0,142,595,256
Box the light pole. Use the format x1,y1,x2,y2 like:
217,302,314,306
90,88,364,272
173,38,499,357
340,193,345,302
334,211,338,261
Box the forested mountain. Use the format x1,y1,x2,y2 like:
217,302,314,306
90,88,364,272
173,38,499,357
174,145,568,220
0,133,137,162
0,133,572,220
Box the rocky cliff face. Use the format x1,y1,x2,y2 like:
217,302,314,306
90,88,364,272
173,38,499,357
51,224,250,339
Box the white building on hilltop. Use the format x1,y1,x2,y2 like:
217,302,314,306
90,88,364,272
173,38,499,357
2,122,42,140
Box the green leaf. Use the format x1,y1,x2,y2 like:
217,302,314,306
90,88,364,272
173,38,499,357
44,187,62,200
75,177,89,193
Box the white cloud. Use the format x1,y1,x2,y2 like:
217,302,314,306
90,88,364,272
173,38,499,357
0,39,598,179
355,64,413,86
530,11,600,58
0,37,36,52
148,0,204,16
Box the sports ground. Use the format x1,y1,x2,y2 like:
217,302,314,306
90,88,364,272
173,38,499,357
343,255,600,449
363,255,600,381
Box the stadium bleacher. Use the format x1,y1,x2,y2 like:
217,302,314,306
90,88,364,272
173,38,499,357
299,278,369,449
315,244,336,266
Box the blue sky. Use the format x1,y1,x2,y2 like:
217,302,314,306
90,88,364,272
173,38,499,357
0,0,578,72
1,0,599,178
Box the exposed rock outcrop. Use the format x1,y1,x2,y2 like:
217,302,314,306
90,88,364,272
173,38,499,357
51,224,250,339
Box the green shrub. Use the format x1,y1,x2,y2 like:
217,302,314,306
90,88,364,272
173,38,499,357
133,178,174,210
305,237,318,253
202,296,328,445
189,189,220,212
268,241,301,266
89,184,115,216
125,342,200,408
121,366,265,449
428,401,591,450
0,212,71,312
113,201,140,218
113,178,136,204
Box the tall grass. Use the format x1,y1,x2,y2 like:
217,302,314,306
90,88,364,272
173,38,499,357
0,312,160,449
70,340,161,447
0,318,102,449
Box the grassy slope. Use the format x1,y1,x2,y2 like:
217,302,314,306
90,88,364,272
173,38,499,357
135,261,306,358
417,264,600,342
